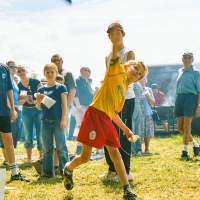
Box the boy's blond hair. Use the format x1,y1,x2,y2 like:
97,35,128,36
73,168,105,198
124,60,148,80
43,63,58,74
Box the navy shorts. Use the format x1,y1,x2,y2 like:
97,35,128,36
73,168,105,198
0,116,11,133
174,94,197,117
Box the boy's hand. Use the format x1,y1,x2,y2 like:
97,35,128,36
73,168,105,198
124,129,139,142
60,119,66,130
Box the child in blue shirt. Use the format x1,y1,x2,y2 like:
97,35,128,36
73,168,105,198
36,63,69,177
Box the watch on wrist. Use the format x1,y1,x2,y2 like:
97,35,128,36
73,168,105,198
197,104,200,107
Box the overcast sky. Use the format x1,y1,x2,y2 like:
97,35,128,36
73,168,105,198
1,0,200,87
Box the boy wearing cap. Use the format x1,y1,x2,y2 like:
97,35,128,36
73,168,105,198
101,22,136,182
174,51,200,160
63,43,148,200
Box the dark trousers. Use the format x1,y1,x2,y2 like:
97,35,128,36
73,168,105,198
104,98,135,174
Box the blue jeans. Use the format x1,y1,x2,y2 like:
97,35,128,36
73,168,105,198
132,103,143,154
22,107,42,149
42,119,69,177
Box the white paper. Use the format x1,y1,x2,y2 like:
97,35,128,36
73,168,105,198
41,95,56,109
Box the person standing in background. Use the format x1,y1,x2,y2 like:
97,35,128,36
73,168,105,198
0,61,21,166
100,22,135,181
138,77,155,154
73,67,94,155
51,54,76,137
174,51,200,160
17,65,43,162
131,81,143,156
151,83,169,132
0,63,30,181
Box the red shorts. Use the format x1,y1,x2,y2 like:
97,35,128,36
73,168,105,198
77,106,120,149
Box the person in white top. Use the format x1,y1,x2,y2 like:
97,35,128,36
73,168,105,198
100,22,135,182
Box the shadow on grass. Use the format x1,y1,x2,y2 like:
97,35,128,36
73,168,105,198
18,162,33,170
31,176,63,185
154,131,179,139
177,157,200,163
62,194,74,200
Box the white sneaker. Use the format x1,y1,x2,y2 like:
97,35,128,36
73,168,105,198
99,170,118,181
137,151,142,156
127,172,133,181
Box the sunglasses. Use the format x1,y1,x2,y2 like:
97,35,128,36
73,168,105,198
183,56,192,60
84,69,91,72
17,69,26,73
51,59,62,63
9,66,17,69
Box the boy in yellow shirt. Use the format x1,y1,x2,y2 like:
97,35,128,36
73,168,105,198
63,43,148,200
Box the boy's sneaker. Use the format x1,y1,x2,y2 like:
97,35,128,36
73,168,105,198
181,150,190,160
63,163,74,190
193,146,200,157
123,189,138,200
10,173,30,182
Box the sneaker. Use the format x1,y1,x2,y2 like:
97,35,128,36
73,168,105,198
193,146,200,157
127,172,133,181
10,173,30,182
181,150,190,160
136,151,142,156
123,189,138,200
63,163,74,190
33,160,43,175
99,170,119,181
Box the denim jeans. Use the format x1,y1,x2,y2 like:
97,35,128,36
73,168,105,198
42,119,69,177
22,107,42,149
132,103,143,153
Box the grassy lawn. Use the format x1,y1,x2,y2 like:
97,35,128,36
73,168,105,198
1,133,200,200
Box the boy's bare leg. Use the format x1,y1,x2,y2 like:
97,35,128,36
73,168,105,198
106,145,128,185
63,144,93,190
1,133,15,164
68,144,92,170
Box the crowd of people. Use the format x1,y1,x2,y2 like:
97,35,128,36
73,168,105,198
1,22,200,200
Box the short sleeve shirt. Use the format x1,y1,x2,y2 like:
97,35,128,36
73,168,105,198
18,78,40,108
38,83,68,120
0,63,13,116
59,69,76,93
75,76,94,106
90,59,128,119
176,65,200,95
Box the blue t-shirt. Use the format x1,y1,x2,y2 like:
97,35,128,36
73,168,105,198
38,83,68,120
176,65,200,95
18,78,40,108
12,80,19,106
75,76,94,106
141,86,154,116
0,63,13,116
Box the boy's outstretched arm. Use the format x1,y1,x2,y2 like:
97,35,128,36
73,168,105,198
112,113,134,139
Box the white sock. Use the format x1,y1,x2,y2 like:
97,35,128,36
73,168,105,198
183,145,189,152
191,138,199,147
9,163,18,176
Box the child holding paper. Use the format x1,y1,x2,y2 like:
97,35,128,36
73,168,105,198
36,63,69,177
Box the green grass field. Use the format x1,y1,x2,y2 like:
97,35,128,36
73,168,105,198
1,133,200,200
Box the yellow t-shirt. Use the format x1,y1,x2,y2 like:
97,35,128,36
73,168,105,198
90,59,128,119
